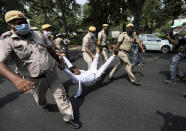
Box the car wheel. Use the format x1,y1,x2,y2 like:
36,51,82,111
161,46,170,54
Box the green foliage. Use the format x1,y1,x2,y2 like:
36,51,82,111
0,0,28,34
24,0,80,34
140,0,184,33
82,0,129,32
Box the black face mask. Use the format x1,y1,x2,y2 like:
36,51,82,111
126,29,133,36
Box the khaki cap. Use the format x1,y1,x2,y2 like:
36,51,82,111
42,24,52,30
89,26,96,32
5,10,26,23
102,24,109,27
30,27,39,30
126,23,134,28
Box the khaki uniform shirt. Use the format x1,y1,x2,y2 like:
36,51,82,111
55,37,63,49
118,32,140,52
98,30,107,46
82,33,96,52
0,30,56,77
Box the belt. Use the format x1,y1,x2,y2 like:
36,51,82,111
119,49,129,53
34,73,46,79
101,45,107,48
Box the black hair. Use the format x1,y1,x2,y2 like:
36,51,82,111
69,66,78,73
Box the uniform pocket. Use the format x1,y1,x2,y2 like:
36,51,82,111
14,44,31,60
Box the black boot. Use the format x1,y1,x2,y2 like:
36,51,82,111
65,120,81,129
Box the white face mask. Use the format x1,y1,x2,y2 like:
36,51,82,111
44,31,52,37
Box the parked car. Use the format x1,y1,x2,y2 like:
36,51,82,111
139,34,172,53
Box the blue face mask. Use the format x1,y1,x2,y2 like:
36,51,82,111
90,32,95,37
15,24,30,36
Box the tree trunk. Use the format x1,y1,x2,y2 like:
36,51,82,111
127,0,146,32
150,19,153,33
57,0,69,34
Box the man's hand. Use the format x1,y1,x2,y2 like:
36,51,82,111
13,77,35,93
112,51,115,55
57,53,66,59
92,55,96,59
166,34,171,39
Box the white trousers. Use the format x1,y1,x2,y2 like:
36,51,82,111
89,53,115,79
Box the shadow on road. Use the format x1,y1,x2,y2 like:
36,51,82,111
156,110,186,131
159,71,170,79
0,91,22,108
68,72,114,121
47,104,59,112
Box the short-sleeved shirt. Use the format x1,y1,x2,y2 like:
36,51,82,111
98,30,107,46
118,32,140,52
82,33,96,52
0,30,56,77
55,37,63,49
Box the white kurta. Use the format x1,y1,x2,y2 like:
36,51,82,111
63,53,115,98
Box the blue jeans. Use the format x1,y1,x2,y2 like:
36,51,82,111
170,52,185,80
132,48,142,66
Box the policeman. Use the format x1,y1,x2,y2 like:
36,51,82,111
55,34,63,49
108,23,142,86
41,24,53,41
82,26,97,69
165,22,185,84
97,24,110,62
0,10,80,128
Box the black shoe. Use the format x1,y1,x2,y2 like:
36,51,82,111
114,50,118,55
132,81,142,86
108,76,115,81
65,120,81,129
177,76,184,81
183,93,186,98
164,79,176,84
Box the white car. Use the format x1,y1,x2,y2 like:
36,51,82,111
139,34,173,53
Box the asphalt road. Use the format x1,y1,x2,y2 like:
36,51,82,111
1,50,186,131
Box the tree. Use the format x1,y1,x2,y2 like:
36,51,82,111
162,0,183,25
140,0,184,33
82,0,128,32
140,0,161,33
127,0,146,32
0,0,28,34
24,0,80,34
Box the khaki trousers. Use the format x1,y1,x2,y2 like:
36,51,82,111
83,52,93,69
27,65,74,122
109,51,136,82
101,47,108,61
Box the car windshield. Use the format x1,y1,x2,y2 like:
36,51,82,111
147,35,160,41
